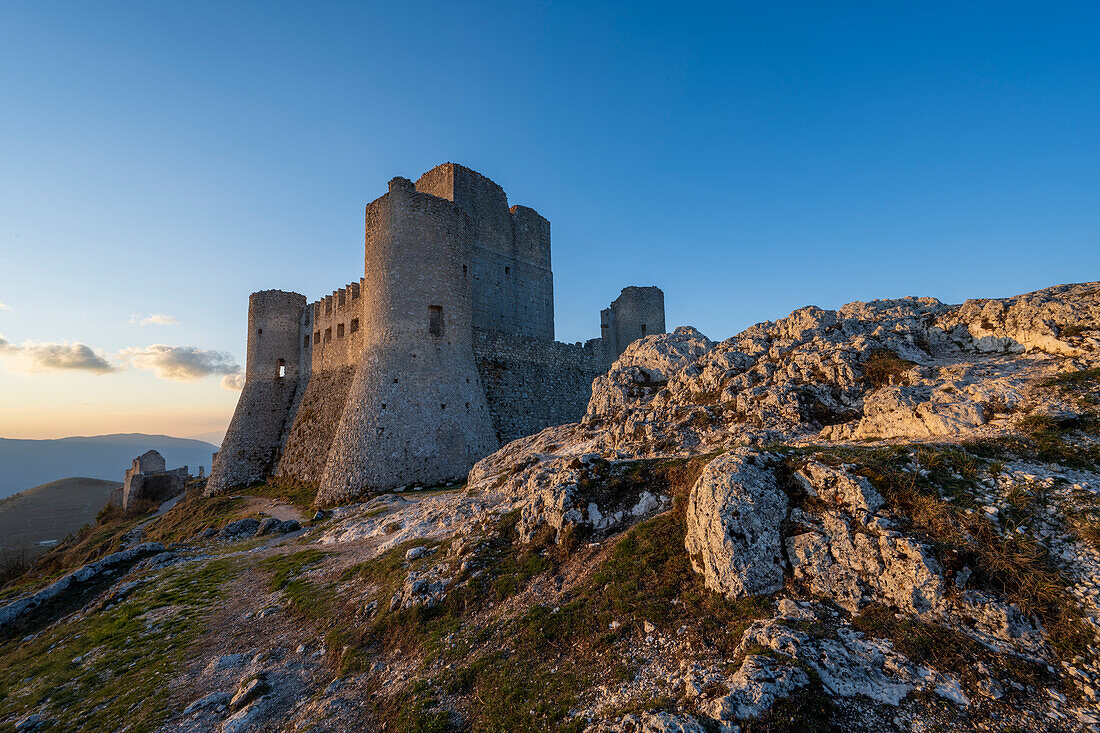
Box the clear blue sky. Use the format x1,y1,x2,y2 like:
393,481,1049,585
1,1,1098,439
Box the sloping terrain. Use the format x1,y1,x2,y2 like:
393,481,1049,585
0,434,217,500
1,282,1099,732
0,477,121,558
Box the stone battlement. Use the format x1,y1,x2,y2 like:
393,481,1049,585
207,164,665,505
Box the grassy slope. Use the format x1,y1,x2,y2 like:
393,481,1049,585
0,478,121,557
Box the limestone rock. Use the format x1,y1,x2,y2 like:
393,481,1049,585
587,326,715,416
222,518,261,537
684,450,787,599
0,543,166,631
256,517,300,536
600,712,709,733
793,461,883,513
576,282,1099,457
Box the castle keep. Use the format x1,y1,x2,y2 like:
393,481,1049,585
207,164,664,505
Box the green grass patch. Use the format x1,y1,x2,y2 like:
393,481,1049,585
0,557,237,732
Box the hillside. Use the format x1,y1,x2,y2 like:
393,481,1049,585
1,282,1099,732
0,478,121,559
0,434,218,500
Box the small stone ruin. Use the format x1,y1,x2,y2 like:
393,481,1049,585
109,449,189,511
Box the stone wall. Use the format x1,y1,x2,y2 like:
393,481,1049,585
210,164,667,505
272,365,357,486
474,331,605,445
122,464,187,510
601,286,666,364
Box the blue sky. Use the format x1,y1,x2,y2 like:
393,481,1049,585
1,1,1098,439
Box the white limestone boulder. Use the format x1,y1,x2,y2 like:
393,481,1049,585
587,326,714,417
684,450,787,599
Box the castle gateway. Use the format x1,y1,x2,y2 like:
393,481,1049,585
207,164,664,505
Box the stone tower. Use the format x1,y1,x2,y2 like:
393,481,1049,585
316,178,497,502
207,289,305,493
600,286,666,364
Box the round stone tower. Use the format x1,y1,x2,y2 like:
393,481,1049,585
317,177,497,504
207,289,306,494
244,289,305,383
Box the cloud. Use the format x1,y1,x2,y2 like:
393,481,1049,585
0,301,12,312
118,344,241,383
220,373,246,391
130,313,180,326
0,335,118,374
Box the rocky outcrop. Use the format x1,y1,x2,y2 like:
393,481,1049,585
683,450,787,599
0,543,166,632
583,282,1100,453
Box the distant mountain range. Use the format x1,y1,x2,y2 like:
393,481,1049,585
0,434,219,501
187,430,226,447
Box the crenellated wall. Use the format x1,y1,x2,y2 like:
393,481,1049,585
302,279,366,373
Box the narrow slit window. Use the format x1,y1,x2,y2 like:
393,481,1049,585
276,358,286,379
324,327,332,342
304,335,310,348
314,331,321,345
337,323,345,338
429,305,444,337
641,323,647,335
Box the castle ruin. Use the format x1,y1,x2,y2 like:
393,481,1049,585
110,449,188,510
207,164,664,505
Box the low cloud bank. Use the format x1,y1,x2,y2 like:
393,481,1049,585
0,336,243,389
118,345,241,384
0,337,117,374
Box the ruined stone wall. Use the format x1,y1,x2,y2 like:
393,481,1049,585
316,178,497,504
272,365,357,486
473,331,605,445
416,163,554,340
207,290,306,494
600,286,666,364
122,465,187,510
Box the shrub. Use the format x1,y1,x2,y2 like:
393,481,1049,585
861,349,916,388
